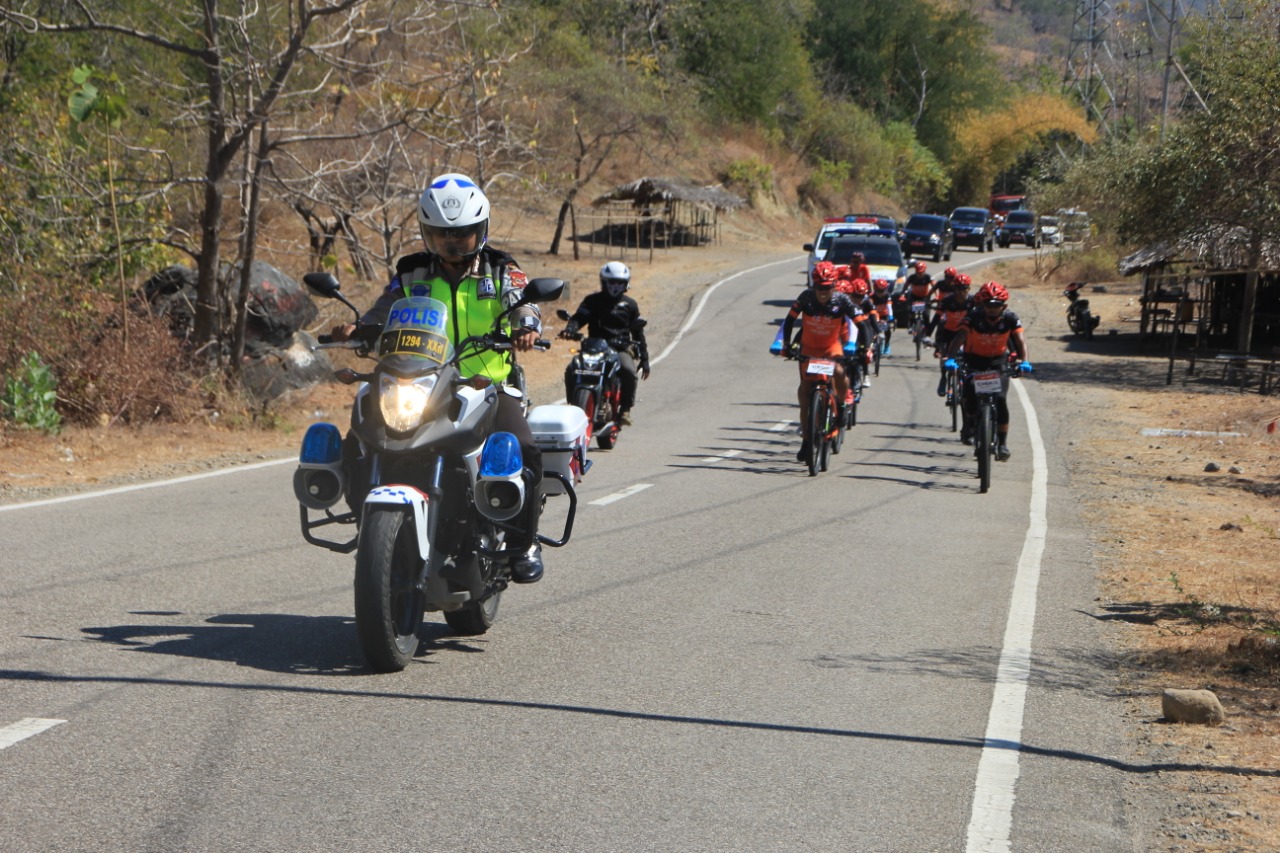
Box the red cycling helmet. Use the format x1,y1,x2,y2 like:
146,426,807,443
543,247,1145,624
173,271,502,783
956,273,972,287
812,261,838,285
944,266,958,279
914,261,927,273
872,278,890,291
851,278,870,297
975,281,1009,304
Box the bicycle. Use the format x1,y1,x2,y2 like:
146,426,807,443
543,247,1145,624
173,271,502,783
908,301,928,361
958,359,1021,494
872,321,887,376
796,355,846,476
943,357,962,433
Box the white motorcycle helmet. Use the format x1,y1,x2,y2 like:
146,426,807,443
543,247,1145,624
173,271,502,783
600,261,630,298
418,173,489,257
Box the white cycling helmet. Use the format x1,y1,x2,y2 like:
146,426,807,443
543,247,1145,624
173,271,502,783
418,173,489,257
600,261,630,297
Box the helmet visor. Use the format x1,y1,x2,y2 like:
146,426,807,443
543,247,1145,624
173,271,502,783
603,279,627,297
422,221,487,242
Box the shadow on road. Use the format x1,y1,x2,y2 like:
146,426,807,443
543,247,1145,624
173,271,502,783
3,664,1276,779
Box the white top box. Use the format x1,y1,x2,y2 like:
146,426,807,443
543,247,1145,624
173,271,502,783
527,404,589,449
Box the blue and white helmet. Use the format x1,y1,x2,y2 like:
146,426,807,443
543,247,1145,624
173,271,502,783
418,173,489,257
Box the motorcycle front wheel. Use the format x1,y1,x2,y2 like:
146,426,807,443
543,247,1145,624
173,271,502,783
354,506,425,672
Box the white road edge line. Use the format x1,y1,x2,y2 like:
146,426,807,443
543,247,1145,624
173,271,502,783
588,483,653,506
0,718,66,750
964,378,1048,853
2,256,805,513
0,457,296,513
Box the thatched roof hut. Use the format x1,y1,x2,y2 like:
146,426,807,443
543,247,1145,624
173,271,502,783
585,177,744,250
1119,225,1280,354
591,176,745,212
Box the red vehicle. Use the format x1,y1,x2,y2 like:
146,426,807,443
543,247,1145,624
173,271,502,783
989,194,1027,224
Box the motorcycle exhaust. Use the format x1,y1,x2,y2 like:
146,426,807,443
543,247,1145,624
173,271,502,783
475,431,526,522
294,422,346,511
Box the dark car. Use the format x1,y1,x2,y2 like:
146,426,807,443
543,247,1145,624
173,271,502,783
901,213,954,262
949,206,996,253
997,209,1041,249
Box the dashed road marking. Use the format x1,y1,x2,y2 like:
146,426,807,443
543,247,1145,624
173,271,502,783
588,483,653,506
699,450,742,464
0,718,66,751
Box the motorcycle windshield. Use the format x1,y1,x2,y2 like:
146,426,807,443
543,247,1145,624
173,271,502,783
376,296,454,374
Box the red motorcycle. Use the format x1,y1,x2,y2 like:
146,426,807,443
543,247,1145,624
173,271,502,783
557,309,627,450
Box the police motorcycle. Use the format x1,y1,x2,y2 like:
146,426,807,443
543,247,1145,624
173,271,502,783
554,308,645,450
294,273,590,672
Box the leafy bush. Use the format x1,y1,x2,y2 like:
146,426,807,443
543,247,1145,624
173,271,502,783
722,159,774,207
2,351,61,434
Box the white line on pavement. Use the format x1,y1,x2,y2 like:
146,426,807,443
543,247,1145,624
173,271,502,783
588,483,653,506
0,457,296,513
699,450,742,464
965,378,1048,853
0,718,66,751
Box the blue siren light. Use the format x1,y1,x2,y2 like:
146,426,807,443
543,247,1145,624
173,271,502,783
300,423,344,464
479,432,523,478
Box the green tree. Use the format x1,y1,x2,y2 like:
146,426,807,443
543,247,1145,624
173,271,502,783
673,0,819,128
807,0,1001,159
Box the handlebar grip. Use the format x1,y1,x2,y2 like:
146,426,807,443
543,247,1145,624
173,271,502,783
317,334,334,344
534,339,552,351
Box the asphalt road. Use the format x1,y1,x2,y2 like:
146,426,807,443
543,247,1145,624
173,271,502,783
1,246,1144,852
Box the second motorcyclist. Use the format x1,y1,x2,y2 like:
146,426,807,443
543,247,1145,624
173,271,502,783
558,261,651,426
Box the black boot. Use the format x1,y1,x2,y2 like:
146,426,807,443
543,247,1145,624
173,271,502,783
510,469,544,584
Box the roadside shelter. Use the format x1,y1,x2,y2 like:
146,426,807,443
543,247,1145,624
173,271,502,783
1119,226,1280,388
584,177,745,257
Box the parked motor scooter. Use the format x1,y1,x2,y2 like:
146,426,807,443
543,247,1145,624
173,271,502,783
1063,281,1100,340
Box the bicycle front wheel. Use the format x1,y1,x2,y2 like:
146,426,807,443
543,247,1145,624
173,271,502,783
977,401,994,493
806,388,826,477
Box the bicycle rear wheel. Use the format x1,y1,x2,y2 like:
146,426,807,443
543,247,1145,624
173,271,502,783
947,372,959,432
977,401,994,493
829,395,845,456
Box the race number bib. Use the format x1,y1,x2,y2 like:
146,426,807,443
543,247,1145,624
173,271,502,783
805,359,836,377
972,371,1002,394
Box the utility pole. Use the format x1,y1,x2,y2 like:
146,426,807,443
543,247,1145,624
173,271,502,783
1063,0,1117,133
1159,0,1177,141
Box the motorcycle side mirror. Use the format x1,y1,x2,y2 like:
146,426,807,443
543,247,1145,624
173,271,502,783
302,272,361,321
555,308,572,321
521,277,567,304
303,272,342,298
632,318,648,329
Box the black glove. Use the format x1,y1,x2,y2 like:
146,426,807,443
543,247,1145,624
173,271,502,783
639,360,651,380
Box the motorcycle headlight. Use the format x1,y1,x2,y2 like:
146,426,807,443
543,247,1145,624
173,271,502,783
380,374,438,433
581,352,606,366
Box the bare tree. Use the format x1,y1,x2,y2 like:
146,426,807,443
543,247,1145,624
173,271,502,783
0,0,469,358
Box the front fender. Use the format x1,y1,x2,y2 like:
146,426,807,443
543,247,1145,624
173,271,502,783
362,486,430,562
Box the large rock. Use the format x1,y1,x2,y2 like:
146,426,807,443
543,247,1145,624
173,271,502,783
230,260,319,348
1161,688,1226,725
239,331,334,400
142,261,318,348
